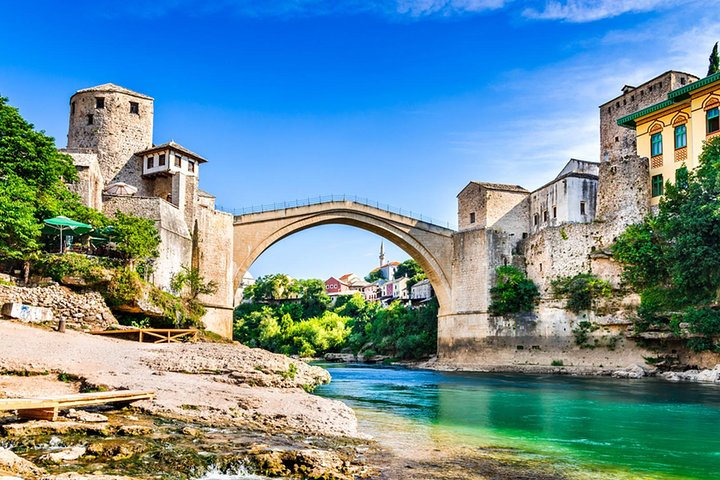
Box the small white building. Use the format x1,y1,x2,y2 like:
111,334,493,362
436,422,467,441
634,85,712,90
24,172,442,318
528,158,599,234
410,278,433,301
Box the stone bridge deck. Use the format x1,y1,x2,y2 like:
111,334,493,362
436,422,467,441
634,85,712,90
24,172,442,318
231,197,456,314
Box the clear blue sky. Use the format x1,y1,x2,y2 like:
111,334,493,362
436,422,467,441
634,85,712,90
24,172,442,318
1,1,715,280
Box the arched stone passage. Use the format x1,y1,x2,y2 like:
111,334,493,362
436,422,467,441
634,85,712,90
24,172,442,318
233,201,455,315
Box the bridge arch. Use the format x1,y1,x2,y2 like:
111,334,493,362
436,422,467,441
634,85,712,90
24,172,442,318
232,201,455,315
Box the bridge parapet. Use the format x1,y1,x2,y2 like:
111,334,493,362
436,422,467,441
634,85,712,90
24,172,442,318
222,195,456,231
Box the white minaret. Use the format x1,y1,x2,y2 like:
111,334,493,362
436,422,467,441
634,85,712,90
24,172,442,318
379,241,385,267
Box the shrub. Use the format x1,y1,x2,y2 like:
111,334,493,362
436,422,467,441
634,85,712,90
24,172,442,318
104,267,143,306
572,320,599,347
37,253,112,285
489,266,539,316
551,360,564,366
551,273,612,313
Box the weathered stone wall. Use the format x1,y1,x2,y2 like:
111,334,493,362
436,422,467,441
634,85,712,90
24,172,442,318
596,154,650,244
599,71,697,162
0,284,116,330
103,196,192,291
195,206,234,331
457,183,529,239
67,87,154,187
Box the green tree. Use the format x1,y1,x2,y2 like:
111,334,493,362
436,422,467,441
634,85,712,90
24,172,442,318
111,211,160,269
612,137,720,350
245,274,295,302
489,266,540,316
364,269,384,282
170,265,218,300
708,42,719,76
0,176,42,282
295,278,331,318
395,259,423,279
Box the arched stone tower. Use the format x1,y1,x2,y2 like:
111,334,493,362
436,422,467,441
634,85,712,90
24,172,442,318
67,83,154,188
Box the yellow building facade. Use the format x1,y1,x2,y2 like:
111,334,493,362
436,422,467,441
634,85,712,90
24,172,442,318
618,72,720,205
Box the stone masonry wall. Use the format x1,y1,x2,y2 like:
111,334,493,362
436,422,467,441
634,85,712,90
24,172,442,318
0,284,116,330
67,89,153,188
103,196,192,291
599,71,697,162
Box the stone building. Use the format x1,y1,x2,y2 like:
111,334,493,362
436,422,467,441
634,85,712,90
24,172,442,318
528,159,599,235
599,71,698,162
62,83,234,337
617,71,720,206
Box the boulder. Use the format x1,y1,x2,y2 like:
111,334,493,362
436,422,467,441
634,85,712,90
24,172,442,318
41,446,87,463
66,409,109,423
612,364,646,379
0,447,44,477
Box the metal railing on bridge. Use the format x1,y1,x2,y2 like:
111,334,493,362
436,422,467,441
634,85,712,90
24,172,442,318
216,194,457,230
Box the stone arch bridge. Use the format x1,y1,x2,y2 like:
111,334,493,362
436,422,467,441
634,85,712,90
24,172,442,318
232,196,456,315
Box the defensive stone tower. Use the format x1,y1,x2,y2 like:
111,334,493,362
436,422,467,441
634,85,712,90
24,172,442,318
67,84,154,187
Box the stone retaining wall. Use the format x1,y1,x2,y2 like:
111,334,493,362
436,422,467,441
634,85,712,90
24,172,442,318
0,284,117,331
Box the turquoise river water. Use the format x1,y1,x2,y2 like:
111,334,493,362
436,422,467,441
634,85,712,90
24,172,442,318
313,363,720,480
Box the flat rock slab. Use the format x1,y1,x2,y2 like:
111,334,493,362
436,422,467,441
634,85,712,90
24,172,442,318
2,303,54,323
41,446,87,463
1,420,110,438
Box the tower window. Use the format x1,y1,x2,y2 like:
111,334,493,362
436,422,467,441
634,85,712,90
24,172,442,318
552,206,557,219
543,210,548,222
533,214,538,226
71,101,75,115
469,212,475,224
652,174,664,197
675,124,687,149
87,114,94,125
188,160,195,173
707,107,720,135
580,201,586,215
174,155,182,167
147,156,154,169
159,154,166,166
651,132,663,156
96,97,105,109
130,102,139,114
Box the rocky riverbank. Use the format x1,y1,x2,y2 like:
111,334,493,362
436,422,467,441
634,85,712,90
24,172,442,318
0,321,372,479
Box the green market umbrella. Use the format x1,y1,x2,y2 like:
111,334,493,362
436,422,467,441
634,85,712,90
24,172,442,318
42,216,93,252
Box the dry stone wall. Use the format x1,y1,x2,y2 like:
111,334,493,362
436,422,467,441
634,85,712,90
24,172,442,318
0,284,116,330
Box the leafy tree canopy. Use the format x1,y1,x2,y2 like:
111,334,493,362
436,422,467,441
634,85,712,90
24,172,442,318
364,269,384,283
708,42,719,76
111,211,160,267
613,137,720,350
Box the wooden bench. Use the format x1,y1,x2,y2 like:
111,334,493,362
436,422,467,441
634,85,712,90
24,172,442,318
0,390,155,421
89,328,198,343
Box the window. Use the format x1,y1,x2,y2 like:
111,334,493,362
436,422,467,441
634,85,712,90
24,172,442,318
615,136,619,142
174,155,182,167
96,97,104,109
469,212,475,224
651,132,663,156
87,114,93,125
674,124,687,149
130,102,139,114
543,210,548,222
580,201,586,215
533,214,538,226
71,101,75,115
159,154,166,166
708,107,720,135
652,174,664,197
188,160,195,173
681,77,687,85
552,206,557,219
147,156,154,169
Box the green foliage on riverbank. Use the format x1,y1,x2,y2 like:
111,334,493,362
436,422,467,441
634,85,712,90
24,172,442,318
613,137,720,351
489,266,539,316
551,273,612,313
233,274,438,359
